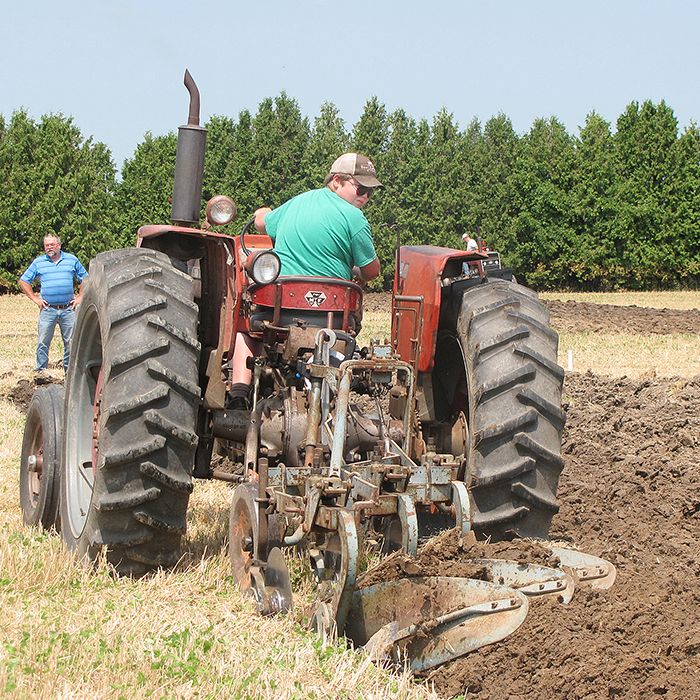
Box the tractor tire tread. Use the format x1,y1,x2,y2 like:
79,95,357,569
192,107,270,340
450,279,564,540
139,461,194,493
61,248,198,576
104,385,169,420
95,486,161,512
145,360,201,400
109,296,167,326
111,337,170,372
134,510,187,534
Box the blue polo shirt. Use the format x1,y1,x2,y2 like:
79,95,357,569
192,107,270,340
20,252,88,305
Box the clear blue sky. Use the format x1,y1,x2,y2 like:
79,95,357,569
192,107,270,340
2,0,698,172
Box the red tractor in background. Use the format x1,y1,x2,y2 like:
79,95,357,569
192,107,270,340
22,72,609,670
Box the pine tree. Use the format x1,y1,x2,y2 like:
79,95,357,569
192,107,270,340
0,110,117,284
510,117,576,288
369,108,419,288
475,114,520,260
112,131,177,246
203,115,236,202
350,97,389,162
613,100,679,287
570,112,619,288
222,109,257,220
302,102,349,189
247,94,310,213
663,123,700,285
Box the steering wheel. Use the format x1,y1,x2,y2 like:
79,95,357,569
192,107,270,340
240,218,255,256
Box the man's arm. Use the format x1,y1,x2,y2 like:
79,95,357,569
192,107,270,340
353,258,381,284
71,280,85,310
72,258,88,309
19,279,47,309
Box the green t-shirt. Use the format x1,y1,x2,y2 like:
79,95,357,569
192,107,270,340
264,188,377,279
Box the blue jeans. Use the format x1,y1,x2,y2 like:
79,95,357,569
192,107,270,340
37,306,75,371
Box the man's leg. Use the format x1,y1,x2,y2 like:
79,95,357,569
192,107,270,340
57,308,76,372
230,333,258,408
36,307,58,371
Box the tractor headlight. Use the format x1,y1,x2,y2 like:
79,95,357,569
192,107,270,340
246,250,281,285
205,195,237,226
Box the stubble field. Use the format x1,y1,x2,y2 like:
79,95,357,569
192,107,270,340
1,290,699,699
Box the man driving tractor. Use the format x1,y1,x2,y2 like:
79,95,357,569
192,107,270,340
228,152,383,408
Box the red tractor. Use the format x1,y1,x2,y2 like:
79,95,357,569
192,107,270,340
21,73,612,669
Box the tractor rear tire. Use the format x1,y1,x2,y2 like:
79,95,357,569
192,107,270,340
20,384,64,530
434,279,565,540
60,248,200,575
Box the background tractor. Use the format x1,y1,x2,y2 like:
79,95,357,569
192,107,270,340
20,72,614,669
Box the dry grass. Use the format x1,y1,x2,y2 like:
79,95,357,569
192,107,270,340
539,290,700,310
0,295,438,700
558,332,700,378
0,395,437,699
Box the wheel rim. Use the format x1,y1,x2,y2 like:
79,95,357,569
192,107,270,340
432,331,469,421
64,304,102,539
25,418,44,509
230,487,258,593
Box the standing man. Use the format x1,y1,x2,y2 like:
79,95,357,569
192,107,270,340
19,234,88,376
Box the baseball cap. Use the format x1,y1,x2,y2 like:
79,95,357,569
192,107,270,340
329,153,383,188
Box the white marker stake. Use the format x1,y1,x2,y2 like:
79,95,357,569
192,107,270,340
567,349,573,371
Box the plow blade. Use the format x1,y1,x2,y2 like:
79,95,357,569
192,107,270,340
345,576,528,672
472,559,576,603
550,546,617,590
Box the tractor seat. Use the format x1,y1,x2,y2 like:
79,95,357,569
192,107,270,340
249,277,363,333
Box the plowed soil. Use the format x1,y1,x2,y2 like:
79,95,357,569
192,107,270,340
364,292,700,334
422,371,700,699
545,299,700,334
360,293,700,698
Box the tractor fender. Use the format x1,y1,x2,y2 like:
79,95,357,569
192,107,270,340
392,245,487,373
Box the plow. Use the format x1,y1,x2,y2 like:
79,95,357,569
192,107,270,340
224,319,616,671
19,71,615,672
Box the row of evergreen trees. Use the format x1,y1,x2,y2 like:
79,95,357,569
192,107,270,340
1,96,698,291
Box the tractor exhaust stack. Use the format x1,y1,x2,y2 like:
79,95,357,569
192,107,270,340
171,69,207,227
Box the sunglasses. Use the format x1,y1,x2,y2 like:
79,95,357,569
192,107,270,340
349,179,373,198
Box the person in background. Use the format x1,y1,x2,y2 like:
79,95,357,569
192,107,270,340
462,232,478,252
19,234,88,377
227,152,383,409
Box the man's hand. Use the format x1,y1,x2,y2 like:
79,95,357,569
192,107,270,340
19,279,47,309
71,281,85,310
352,266,367,288
254,207,272,233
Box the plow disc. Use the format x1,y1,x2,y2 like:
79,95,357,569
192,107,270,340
338,541,616,671
345,577,529,672
471,558,576,603
550,546,617,590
